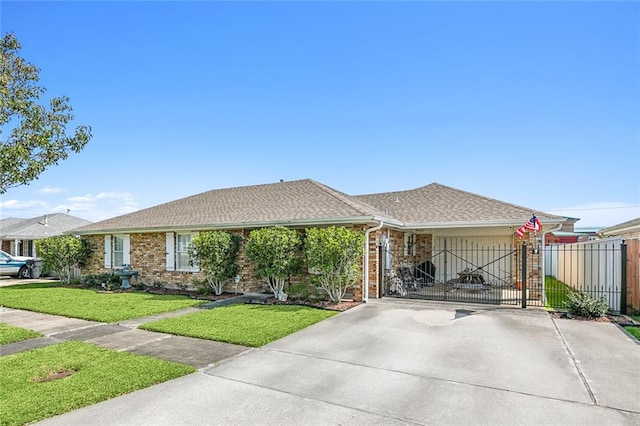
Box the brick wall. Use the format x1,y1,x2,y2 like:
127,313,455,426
80,225,375,300
513,233,542,295
81,231,268,294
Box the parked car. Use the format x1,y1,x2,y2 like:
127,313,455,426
0,250,41,279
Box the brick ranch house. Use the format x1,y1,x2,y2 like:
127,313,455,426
69,179,568,301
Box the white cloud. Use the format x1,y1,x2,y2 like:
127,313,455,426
0,198,49,211
67,194,96,203
0,192,141,222
37,187,63,195
95,192,135,202
60,192,140,222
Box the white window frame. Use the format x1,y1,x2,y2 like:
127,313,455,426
113,235,125,268
104,234,130,269
175,233,199,272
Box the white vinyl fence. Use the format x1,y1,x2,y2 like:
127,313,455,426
544,237,623,312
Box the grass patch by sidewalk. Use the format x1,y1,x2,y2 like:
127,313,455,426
624,326,640,340
544,276,571,309
0,282,205,322
624,316,640,340
141,304,338,347
0,323,42,345
0,341,195,426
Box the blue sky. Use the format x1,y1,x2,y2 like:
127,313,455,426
1,1,639,229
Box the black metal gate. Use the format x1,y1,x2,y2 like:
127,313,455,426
380,236,628,313
381,237,539,307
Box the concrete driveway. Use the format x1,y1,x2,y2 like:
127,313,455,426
38,299,640,425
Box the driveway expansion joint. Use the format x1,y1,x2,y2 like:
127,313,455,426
114,334,173,352
550,316,599,406
47,322,107,338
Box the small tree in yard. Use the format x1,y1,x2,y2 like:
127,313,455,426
187,231,241,296
245,226,303,299
35,235,91,284
305,226,365,304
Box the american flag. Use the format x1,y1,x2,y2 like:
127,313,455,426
517,215,541,238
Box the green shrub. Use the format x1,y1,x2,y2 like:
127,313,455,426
192,279,212,295
35,236,92,284
288,281,312,301
133,280,147,291
81,273,121,291
151,281,166,292
564,291,609,318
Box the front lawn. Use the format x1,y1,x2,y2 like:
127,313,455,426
544,276,572,309
0,282,205,323
0,341,195,426
0,323,42,345
140,304,338,347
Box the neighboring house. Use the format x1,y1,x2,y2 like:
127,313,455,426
0,213,92,257
546,231,598,244
69,179,569,301
600,217,640,312
600,217,640,240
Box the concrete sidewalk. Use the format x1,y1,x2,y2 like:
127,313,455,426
0,290,272,367
0,306,251,369
27,299,639,426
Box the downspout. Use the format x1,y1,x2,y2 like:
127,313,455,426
363,220,384,302
540,223,563,304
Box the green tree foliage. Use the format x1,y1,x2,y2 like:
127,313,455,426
187,231,241,295
35,235,91,284
245,226,303,299
305,226,365,303
0,32,92,193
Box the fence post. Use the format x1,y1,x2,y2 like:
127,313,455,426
522,242,527,309
378,244,384,298
444,238,448,301
621,241,627,315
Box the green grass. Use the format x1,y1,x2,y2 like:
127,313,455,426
0,323,42,345
0,341,195,426
544,276,572,309
624,315,640,341
141,304,338,347
623,326,640,340
0,282,205,323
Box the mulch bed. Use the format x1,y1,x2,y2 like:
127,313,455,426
247,297,362,312
146,289,241,301
62,284,361,312
549,311,638,326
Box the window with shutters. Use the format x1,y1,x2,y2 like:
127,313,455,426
176,234,196,271
112,236,125,268
105,234,130,269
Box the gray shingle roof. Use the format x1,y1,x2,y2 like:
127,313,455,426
71,179,392,234
0,213,92,239
354,183,566,225
71,179,568,234
600,216,640,236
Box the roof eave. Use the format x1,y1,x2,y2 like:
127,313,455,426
600,224,640,237
69,216,403,235
401,218,567,229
